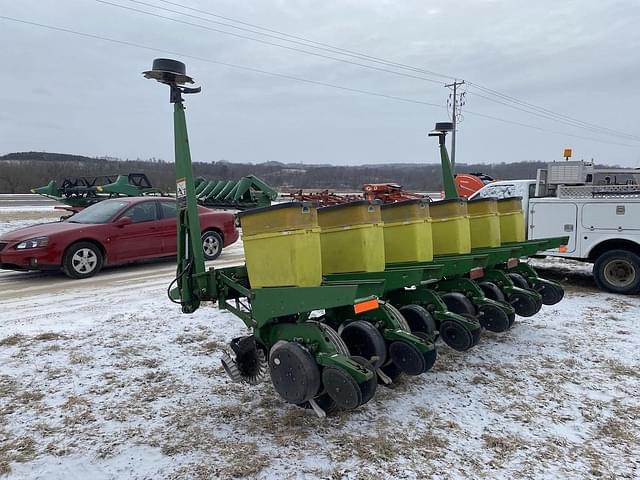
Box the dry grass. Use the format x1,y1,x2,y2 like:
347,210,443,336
0,334,26,347
0,435,37,475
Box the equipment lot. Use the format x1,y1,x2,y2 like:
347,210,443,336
1,203,639,479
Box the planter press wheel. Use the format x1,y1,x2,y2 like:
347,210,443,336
479,281,516,328
439,316,476,352
387,340,434,376
440,292,477,316
534,282,565,305
507,272,530,290
508,291,539,318
477,303,510,333
269,342,321,405
339,320,387,370
399,304,437,339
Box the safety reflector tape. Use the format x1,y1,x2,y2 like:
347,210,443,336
469,267,484,280
354,298,379,314
559,245,568,253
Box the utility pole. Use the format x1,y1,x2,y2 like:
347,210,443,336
445,80,465,170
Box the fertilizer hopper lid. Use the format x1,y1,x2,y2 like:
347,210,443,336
237,202,318,236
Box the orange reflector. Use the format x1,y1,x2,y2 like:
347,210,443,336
559,245,568,253
469,267,484,280
507,258,518,269
354,298,379,314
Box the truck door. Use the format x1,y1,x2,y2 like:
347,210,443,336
529,202,578,253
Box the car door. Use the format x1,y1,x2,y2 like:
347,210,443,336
110,200,163,262
157,200,178,255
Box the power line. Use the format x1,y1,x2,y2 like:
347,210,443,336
93,0,446,85
464,109,634,147
148,0,457,81
101,0,640,143
0,14,635,148
467,83,640,142
0,15,444,109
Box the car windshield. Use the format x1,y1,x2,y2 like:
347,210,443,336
68,200,129,224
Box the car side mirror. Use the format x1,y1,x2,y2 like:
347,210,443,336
115,216,133,227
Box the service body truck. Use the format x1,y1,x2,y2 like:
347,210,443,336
470,161,640,294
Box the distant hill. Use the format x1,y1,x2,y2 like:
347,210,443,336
0,151,577,194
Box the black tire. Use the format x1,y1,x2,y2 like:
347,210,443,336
351,356,378,405
507,273,530,290
62,241,104,279
269,342,321,404
440,292,476,316
340,321,387,370
399,304,437,337
201,230,223,261
508,291,539,318
535,281,565,305
439,319,475,352
477,303,510,333
388,341,429,376
593,250,640,295
478,281,506,302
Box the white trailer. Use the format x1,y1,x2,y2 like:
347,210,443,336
470,161,640,294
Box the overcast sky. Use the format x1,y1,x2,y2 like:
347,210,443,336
1,0,639,167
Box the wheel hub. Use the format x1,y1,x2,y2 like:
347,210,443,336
604,260,636,287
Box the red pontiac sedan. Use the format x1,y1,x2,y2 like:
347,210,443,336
0,197,239,279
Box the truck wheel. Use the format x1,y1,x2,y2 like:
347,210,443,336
62,241,104,279
593,250,640,294
202,230,223,261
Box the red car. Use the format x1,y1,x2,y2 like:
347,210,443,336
0,197,239,279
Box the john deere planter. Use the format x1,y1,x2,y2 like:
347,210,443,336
145,59,568,416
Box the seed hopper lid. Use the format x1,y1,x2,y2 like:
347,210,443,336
318,199,382,212
236,201,313,218
381,198,430,209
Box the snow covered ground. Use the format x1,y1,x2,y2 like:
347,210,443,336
1,212,639,479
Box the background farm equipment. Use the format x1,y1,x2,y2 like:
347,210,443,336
146,58,568,417
33,171,277,212
285,183,429,206
454,172,496,197
32,173,161,208
195,175,277,210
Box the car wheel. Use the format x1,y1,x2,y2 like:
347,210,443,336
62,241,103,279
593,249,640,294
202,230,223,261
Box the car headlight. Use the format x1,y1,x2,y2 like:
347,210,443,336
15,236,49,249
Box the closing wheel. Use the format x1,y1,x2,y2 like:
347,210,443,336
439,319,475,352
322,367,362,410
399,304,437,337
509,291,539,318
269,342,321,404
478,281,506,302
477,303,510,333
535,281,565,305
440,292,477,316
340,320,387,369
507,272,530,290
388,341,433,376
351,356,378,405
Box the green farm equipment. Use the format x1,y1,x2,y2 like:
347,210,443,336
32,173,161,208
195,175,277,210
145,59,568,416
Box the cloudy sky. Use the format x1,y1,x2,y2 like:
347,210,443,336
1,0,639,167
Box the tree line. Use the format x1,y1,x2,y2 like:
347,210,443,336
0,151,561,194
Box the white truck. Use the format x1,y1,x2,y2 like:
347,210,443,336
470,160,640,294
